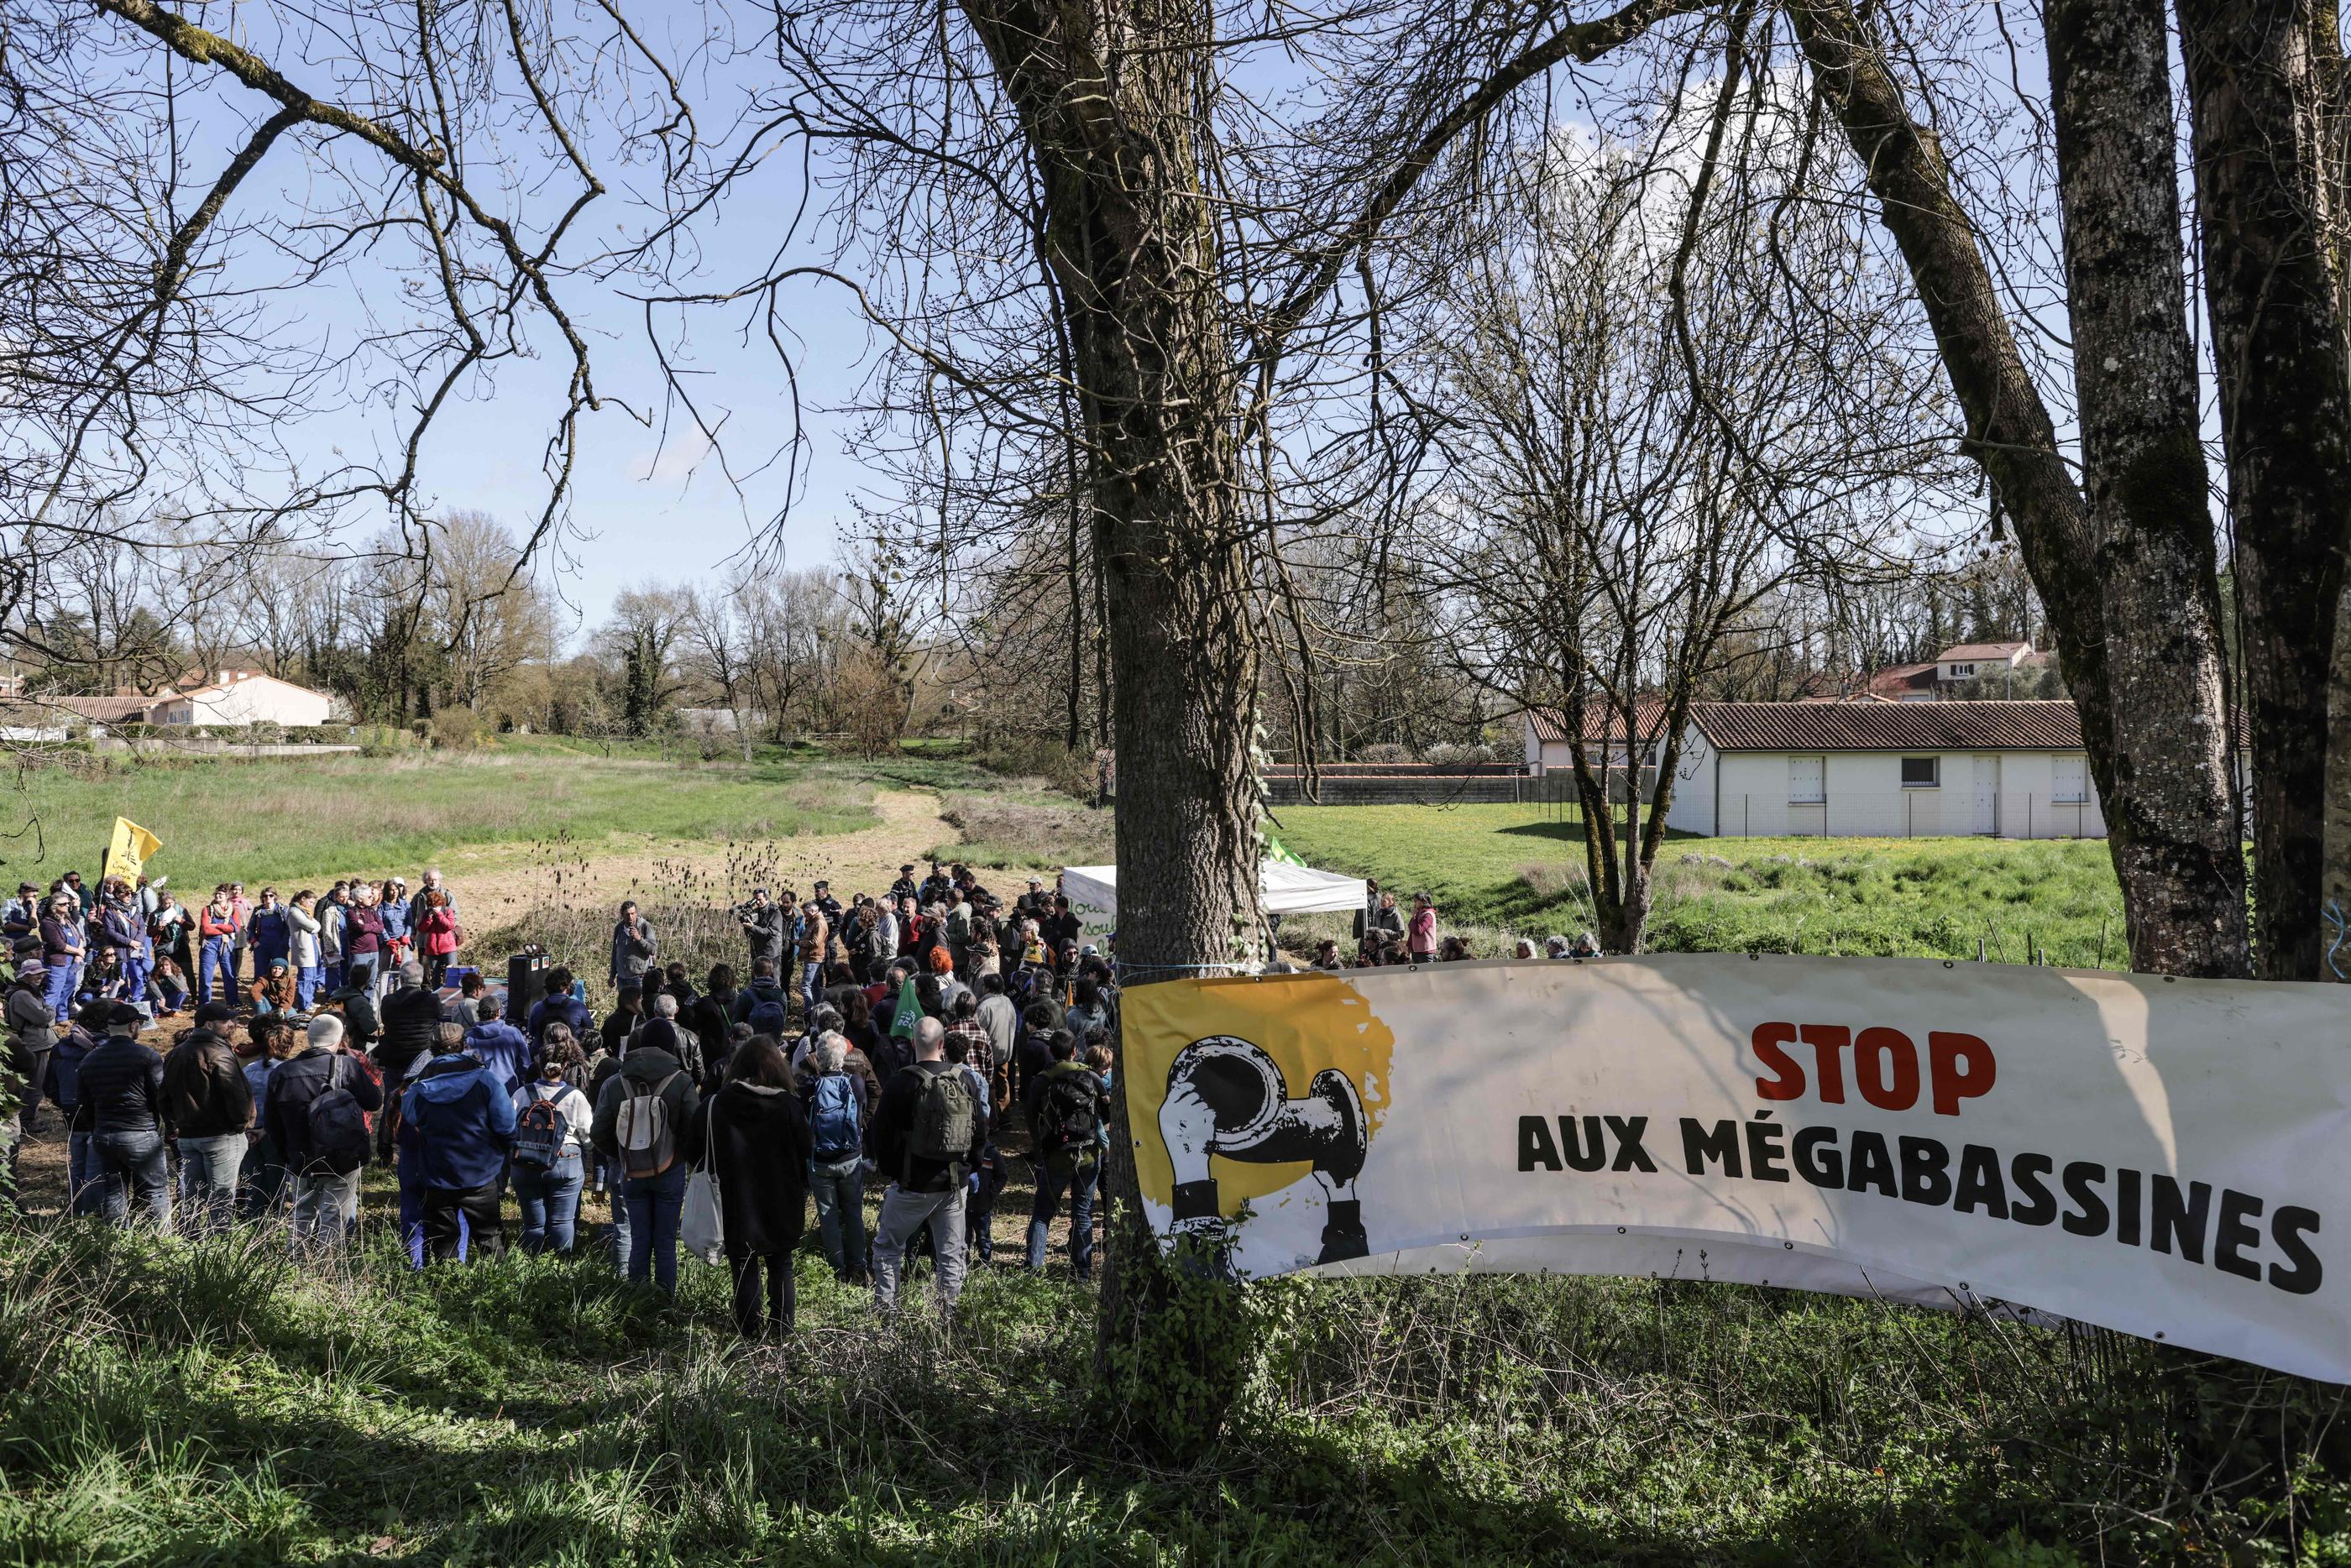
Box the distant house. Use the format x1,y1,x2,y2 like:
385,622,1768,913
1936,640,2036,686
144,672,333,728
1864,662,1941,702
1522,695,1675,777
1668,700,2105,839
48,670,334,729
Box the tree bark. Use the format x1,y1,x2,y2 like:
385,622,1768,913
1785,0,2251,975
960,0,1265,1437
2176,0,2351,980
2046,0,2249,975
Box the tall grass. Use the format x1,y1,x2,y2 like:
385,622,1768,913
0,1215,2338,1565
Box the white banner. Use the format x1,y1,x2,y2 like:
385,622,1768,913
1120,955,2351,1381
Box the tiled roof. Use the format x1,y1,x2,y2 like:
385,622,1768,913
1526,694,1674,745
43,695,159,723
1691,700,2082,752
1936,640,2032,662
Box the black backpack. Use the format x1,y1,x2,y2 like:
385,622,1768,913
306,1055,373,1176
1035,1067,1102,1154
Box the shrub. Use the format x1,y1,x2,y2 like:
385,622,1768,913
1422,741,1495,767
430,708,484,750
970,735,1095,796
1356,742,1415,763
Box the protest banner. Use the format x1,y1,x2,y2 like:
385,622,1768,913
1120,955,2351,1380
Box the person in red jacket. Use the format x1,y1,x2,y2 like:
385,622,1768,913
196,888,240,1007
415,887,461,988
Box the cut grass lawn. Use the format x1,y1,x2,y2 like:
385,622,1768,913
0,750,895,891
1273,803,2132,966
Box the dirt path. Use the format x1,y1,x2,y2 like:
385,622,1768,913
434,789,1025,926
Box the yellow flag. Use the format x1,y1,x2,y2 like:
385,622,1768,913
103,817,161,884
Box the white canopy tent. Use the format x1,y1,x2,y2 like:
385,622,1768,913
1060,860,1367,933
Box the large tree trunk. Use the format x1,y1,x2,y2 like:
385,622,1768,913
961,0,1265,1444
2045,0,2249,975
1785,0,2250,975
2176,0,2351,980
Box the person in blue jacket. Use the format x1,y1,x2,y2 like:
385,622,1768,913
525,966,594,1046
402,1026,517,1261
463,992,532,1095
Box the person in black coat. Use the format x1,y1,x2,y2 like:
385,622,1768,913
690,1036,812,1338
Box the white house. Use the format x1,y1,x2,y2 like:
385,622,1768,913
1522,695,1673,776
144,672,334,728
1665,700,2105,839
1935,640,2034,685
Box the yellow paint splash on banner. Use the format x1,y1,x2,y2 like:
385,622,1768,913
1123,974,1396,1216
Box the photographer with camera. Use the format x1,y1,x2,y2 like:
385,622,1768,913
738,887,786,970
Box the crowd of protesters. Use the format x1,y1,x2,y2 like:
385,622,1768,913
0,858,1117,1342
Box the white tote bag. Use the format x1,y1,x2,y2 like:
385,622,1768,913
681,1151,725,1265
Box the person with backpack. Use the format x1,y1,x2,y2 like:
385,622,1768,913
869,1017,985,1315
403,1020,518,1262
693,1035,813,1339
76,1002,173,1228
263,1012,382,1251
729,958,791,1029
375,961,442,1156
589,1017,700,1294
1024,1029,1111,1278
511,1032,591,1254
162,1006,254,1232
799,1030,869,1283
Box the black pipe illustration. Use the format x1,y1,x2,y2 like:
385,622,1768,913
1160,1035,1370,1266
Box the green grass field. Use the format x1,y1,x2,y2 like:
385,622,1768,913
1273,804,2131,966
0,750,884,890
4,1211,2325,1565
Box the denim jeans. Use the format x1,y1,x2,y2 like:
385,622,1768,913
799,960,825,1020
620,1163,689,1294
872,1184,967,1315
118,955,149,1014
602,1155,632,1267
1025,1151,1100,1277
809,1155,868,1278
92,1126,172,1228
198,937,239,1006
67,1128,105,1215
515,1153,585,1254
296,964,327,1011
44,959,78,1022
290,1168,362,1250
175,1132,246,1233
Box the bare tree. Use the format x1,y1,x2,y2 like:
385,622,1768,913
1396,88,1940,951
678,585,761,763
